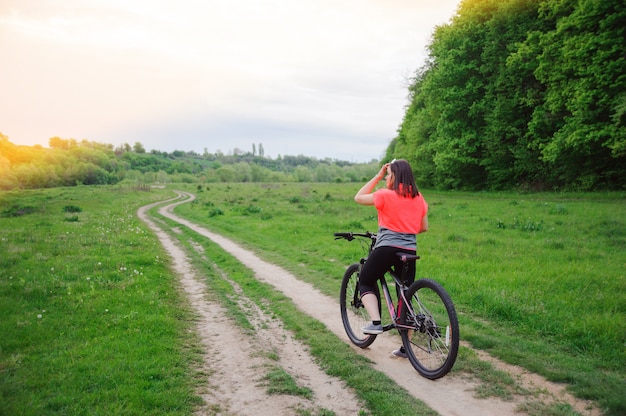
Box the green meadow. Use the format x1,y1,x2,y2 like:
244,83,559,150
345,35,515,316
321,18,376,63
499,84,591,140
176,183,626,415
1,183,624,415
0,185,201,415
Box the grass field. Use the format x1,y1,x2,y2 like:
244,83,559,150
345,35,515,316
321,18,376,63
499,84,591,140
1,183,624,415
174,182,626,415
0,185,203,415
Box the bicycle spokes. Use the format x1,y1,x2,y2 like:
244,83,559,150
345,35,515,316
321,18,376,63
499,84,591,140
340,263,376,348
400,279,459,379
351,284,362,309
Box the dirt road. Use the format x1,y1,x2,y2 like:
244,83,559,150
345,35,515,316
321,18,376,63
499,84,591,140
138,191,600,416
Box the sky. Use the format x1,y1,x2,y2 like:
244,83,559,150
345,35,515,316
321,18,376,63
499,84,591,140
0,0,461,162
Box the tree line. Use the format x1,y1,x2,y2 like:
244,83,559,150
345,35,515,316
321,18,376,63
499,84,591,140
387,0,625,190
3,0,624,192
0,134,377,190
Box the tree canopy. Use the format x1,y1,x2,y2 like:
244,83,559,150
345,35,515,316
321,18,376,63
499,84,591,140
389,0,625,190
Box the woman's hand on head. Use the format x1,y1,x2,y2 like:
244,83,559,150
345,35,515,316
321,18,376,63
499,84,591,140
378,164,389,179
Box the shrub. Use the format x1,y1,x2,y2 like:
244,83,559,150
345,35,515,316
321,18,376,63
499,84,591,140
63,205,82,213
243,205,262,215
208,208,224,217
1,204,37,217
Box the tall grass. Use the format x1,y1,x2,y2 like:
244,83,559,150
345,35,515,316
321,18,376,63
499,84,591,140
175,183,626,415
0,185,202,415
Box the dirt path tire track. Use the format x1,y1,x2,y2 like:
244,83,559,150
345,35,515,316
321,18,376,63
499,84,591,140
144,191,601,416
138,194,364,415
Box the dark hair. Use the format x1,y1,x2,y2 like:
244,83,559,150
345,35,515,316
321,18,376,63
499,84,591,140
389,159,419,198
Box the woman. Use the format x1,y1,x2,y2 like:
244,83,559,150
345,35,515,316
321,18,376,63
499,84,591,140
354,159,428,357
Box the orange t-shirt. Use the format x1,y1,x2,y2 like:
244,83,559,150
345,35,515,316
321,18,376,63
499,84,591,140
373,188,428,234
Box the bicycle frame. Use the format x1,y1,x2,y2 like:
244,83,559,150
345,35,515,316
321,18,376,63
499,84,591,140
348,231,419,333
378,268,417,333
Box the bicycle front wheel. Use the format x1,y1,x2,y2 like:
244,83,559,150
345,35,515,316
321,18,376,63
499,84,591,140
400,278,459,379
340,263,376,348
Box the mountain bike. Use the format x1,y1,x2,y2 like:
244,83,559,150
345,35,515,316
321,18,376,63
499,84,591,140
334,231,459,379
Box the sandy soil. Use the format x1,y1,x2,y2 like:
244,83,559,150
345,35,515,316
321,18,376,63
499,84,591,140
137,191,602,416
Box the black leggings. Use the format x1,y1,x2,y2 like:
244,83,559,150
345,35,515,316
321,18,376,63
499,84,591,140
359,246,416,298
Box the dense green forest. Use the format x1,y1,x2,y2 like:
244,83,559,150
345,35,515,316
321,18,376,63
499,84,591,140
2,0,625,191
0,134,376,190
387,0,625,190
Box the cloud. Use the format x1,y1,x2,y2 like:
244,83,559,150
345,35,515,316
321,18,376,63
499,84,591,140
0,0,460,162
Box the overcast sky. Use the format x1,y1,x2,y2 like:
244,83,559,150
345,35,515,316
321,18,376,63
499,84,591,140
1,0,460,162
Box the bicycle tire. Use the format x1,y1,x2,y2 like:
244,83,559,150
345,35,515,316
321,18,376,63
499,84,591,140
340,263,377,348
400,278,459,379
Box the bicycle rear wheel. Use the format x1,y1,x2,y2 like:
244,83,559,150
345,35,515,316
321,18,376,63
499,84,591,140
340,263,376,348
400,278,459,379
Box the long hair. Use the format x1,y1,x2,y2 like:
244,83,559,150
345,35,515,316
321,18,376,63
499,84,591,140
389,159,419,198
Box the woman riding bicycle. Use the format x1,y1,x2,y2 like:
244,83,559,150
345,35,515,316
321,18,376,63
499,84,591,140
354,159,428,356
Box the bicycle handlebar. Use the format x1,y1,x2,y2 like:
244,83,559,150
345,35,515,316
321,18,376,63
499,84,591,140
333,231,376,241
